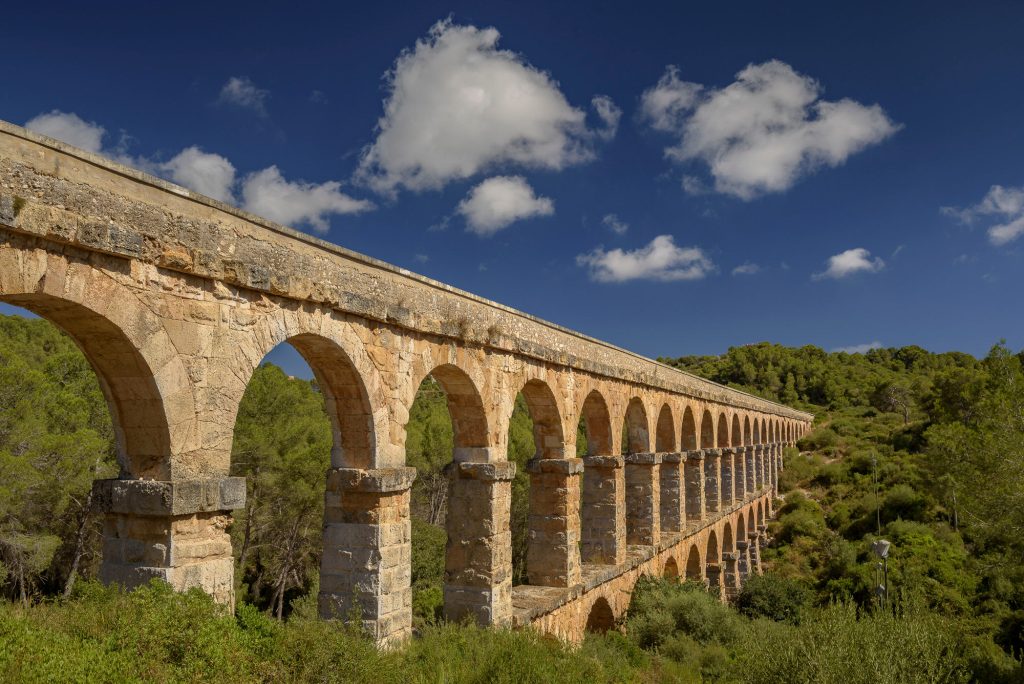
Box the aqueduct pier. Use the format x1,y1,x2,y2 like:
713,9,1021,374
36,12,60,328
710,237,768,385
0,120,812,644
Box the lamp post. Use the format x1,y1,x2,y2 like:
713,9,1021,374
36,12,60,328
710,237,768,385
872,539,890,609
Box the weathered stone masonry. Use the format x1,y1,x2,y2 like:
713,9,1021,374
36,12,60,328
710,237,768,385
0,121,812,644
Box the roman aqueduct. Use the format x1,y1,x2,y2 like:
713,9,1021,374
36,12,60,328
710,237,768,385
0,121,812,644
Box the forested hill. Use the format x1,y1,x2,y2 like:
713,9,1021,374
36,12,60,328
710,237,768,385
659,341,999,413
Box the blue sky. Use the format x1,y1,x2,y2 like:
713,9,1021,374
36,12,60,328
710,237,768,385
2,1,1023,379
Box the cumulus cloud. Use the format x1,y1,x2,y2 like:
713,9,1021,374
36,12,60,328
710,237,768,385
731,262,760,276
24,109,373,233
158,147,237,203
832,341,882,354
602,213,629,235
356,19,615,194
942,184,1024,246
241,166,374,233
218,77,269,115
576,235,714,283
456,176,554,235
640,61,900,199
25,110,106,153
812,247,885,280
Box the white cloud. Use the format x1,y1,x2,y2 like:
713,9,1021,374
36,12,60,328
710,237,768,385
942,184,1024,246
641,61,900,199
456,176,554,235
602,213,629,235
218,77,269,115
25,110,106,153
731,262,760,276
577,235,714,283
639,66,703,133
832,341,882,354
591,95,621,141
812,247,885,280
158,147,237,203
356,19,613,194
681,175,709,195
241,166,374,233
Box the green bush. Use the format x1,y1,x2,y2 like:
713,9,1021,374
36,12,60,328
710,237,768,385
736,573,811,624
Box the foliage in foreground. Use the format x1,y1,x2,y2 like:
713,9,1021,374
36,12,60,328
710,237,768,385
2,579,1020,684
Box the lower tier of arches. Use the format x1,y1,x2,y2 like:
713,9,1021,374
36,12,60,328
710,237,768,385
515,491,773,643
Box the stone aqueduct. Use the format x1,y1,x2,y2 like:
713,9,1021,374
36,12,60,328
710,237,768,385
0,121,812,644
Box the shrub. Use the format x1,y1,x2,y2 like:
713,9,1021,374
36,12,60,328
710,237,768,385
736,574,810,624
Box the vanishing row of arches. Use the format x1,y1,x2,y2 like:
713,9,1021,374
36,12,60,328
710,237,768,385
583,500,769,636
0,279,808,644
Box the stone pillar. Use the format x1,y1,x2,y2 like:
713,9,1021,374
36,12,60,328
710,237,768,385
706,562,723,598
734,448,747,500
703,449,722,514
443,461,516,626
749,446,757,493
525,457,583,587
319,466,416,646
93,477,244,608
720,448,735,508
625,452,662,546
753,526,767,574
659,453,685,534
722,552,740,600
770,445,779,495
736,540,751,583
580,455,626,565
755,445,766,490
684,450,706,524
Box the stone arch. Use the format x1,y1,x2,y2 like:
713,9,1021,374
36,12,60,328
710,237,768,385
419,364,488,453
737,513,747,542
731,414,742,447
747,508,756,534
655,403,676,452
0,291,175,479
681,405,697,451
622,396,649,455
685,544,702,580
706,530,720,566
699,409,715,449
752,417,761,444
578,389,613,456
760,418,768,444
585,596,615,634
663,556,680,579
723,521,734,552
271,332,377,470
743,416,752,446
756,500,764,526
519,379,565,459
717,411,729,447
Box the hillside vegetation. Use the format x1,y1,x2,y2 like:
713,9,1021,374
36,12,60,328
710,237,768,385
1,313,1022,681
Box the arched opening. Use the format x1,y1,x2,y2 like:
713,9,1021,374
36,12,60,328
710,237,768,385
0,294,169,478
509,379,567,587
761,419,767,444
0,299,127,600
744,417,752,446
585,596,615,634
681,406,697,451
402,364,490,624
737,515,746,543
731,414,742,447
578,390,613,457
752,419,761,444
655,404,676,452
663,556,680,579
699,410,714,449
723,522,734,553
717,412,730,448
621,397,649,455
685,545,702,580
231,332,373,618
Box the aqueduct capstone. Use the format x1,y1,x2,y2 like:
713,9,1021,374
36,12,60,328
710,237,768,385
0,120,812,644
